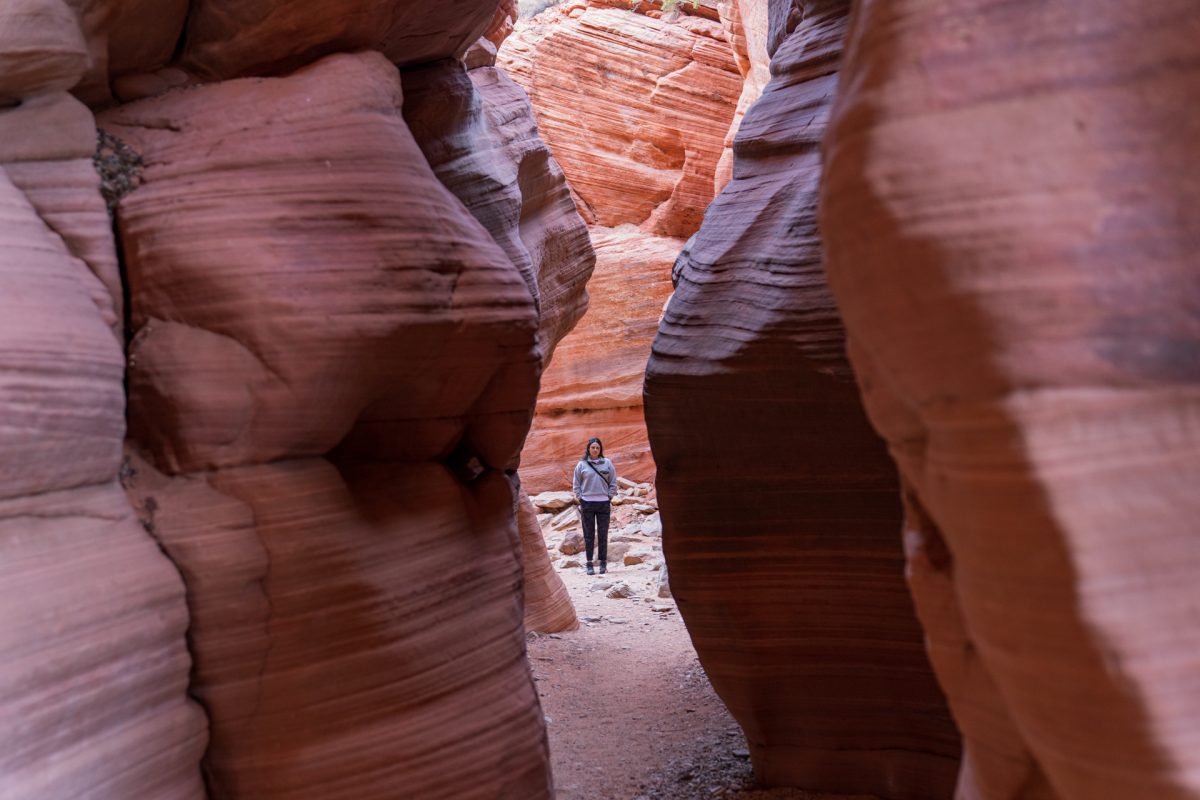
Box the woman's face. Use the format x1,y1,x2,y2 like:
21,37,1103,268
588,442,601,459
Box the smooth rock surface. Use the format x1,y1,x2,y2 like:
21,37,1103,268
644,1,960,796
821,2,1200,797
0,128,205,797
402,57,594,363
124,455,552,799
101,52,539,474
518,491,580,633
181,0,501,80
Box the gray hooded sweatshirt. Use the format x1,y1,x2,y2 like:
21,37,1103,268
573,457,617,502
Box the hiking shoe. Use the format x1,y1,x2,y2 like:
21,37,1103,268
599,563,607,574
586,563,595,575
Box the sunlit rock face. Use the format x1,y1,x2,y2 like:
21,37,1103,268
500,0,740,492
645,1,961,796
522,226,678,491
0,44,206,794
713,0,769,192
499,0,740,239
99,51,552,798
822,2,1200,798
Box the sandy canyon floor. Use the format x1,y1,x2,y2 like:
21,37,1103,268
527,562,877,800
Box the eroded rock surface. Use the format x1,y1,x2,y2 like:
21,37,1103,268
522,226,678,492
500,0,743,492
644,1,960,796
0,86,206,795
821,2,1200,797
499,0,740,239
99,51,553,798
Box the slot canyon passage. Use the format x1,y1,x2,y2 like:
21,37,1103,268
1,2,1198,800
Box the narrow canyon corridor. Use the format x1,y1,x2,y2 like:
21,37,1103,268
528,562,876,800
2,0,1197,798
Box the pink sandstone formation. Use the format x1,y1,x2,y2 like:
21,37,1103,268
99,50,555,797
401,52,590,632
821,1,1200,797
3,0,600,791
644,1,961,796
517,491,580,633
522,226,679,492
0,47,206,795
180,0,500,81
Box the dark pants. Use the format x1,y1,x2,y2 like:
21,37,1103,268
579,500,611,564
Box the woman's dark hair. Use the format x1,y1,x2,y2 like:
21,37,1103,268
583,437,604,459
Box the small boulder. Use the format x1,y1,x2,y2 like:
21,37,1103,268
549,506,579,530
605,582,634,599
639,512,662,537
559,531,584,555
531,491,576,512
656,562,672,598
606,542,631,563
624,550,651,566
557,557,581,569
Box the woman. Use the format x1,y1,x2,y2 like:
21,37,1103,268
573,436,618,575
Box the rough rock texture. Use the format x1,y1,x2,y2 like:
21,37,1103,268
181,0,502,80
821,2,1200,798
498,0,741,239
0,107,207,796
522,226,678,493
101,51,553,798
644,2,960,797
517,491,579,633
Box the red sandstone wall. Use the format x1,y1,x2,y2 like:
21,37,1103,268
500,0,741,492
644,1,961,796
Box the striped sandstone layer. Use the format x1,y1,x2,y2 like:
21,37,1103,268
645,2,960,796
822,2,1200,797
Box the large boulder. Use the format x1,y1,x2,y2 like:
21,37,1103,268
644,1,960,796
821,1,1200,797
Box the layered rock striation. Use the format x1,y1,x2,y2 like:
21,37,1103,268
500,0,740,238
500,0,741,492
821,2,1200,797
100,51,555,797
0,45,206,797
645,1,960,796
3,0,596,794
